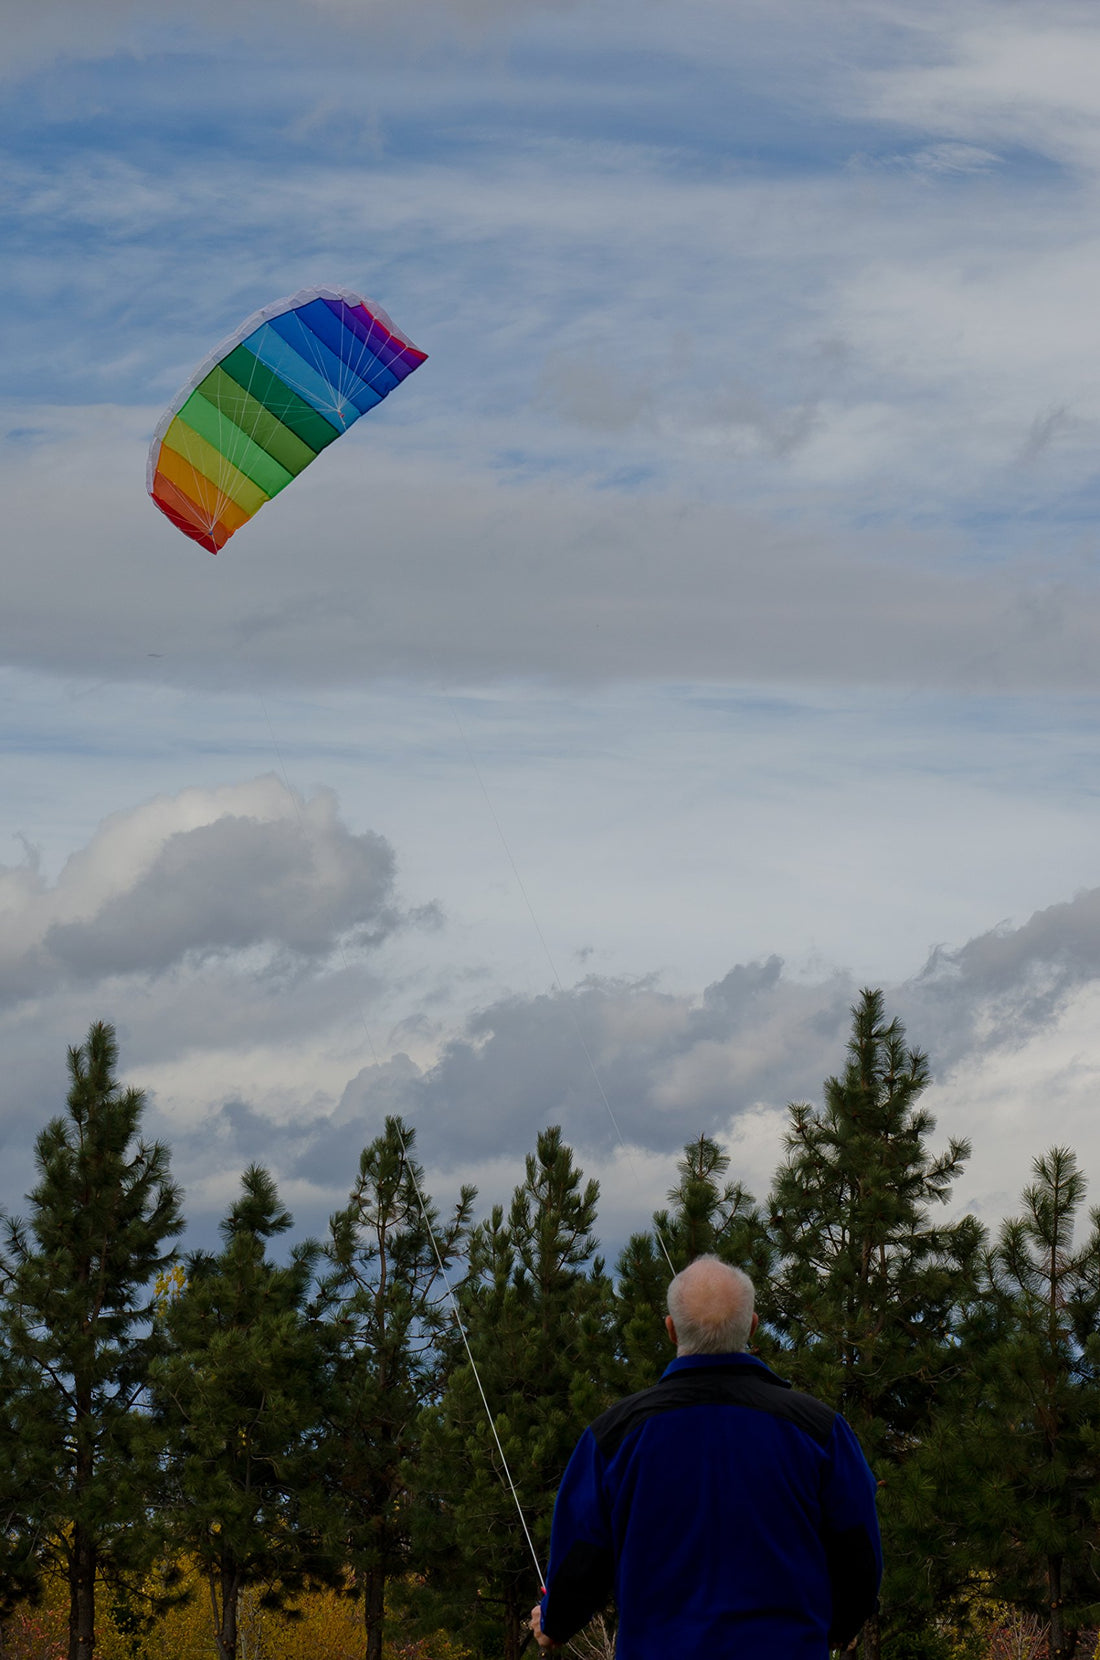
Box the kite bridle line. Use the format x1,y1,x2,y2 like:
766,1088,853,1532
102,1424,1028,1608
258,696,547,1590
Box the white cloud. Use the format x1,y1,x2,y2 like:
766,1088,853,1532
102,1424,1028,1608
860,8,1100,175
0,776,401,1003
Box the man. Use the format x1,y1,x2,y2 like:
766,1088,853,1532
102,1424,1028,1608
530,1256,881,1658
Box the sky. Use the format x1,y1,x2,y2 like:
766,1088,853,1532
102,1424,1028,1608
4,0,1100,1260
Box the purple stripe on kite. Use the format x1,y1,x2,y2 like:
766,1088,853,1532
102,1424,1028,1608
293,299,379,384
308,298,401,395
333,315,406,388
372,340,409,376
383,341,424,376
326,299,425,379
335,307,405,389
323,298,392,358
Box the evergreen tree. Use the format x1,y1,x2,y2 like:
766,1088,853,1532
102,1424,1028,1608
0,1022,183,1660
151,1165,330,1660
0,1332,53,1617
318,1116,475,1660
417,1127,615,1660
615,1133,767,1390
962,1148,1100,1660
766,989,984,1660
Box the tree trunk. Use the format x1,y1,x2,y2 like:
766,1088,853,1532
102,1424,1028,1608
363,1565,386,1660
67,1522,96,1660
1047,1554,1074,1660
69,1384,96,1660
210,1560,241,1660
503,1586,524,1660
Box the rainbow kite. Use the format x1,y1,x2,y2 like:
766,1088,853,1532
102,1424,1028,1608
147,286,427,553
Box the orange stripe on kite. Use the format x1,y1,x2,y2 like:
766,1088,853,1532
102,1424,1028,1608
155,444,256,533
146,285,426,552
152,472,234,553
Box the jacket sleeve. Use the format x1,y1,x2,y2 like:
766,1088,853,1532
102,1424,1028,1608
821,1415,883,1650
539,1428,615,1646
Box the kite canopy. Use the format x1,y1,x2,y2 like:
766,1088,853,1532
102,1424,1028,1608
147,286,426,553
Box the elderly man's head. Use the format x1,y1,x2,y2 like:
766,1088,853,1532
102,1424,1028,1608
665,1257,757,1356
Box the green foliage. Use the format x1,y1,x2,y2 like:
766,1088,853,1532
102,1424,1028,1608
416,1127,616,1660
767,990,981,1443
13,1003,1100,1660
151,1165,330,1660
765,989,986,1656
318,1115,476,1660
0,1021,183,1660
614,1132,769,1389
957,1148,1100,1660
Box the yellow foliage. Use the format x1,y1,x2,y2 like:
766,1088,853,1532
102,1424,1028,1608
0,1563,469,1660
153,1262,187,1315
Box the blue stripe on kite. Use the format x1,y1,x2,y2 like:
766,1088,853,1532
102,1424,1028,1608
241,323,362,424
319,299,405,392
268,309,383,416
322,297,390,357
294,300,393,395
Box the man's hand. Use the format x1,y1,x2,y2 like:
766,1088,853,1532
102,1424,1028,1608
529,1602,559,1650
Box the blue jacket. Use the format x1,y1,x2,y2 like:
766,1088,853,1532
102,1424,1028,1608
540,1353,882,1659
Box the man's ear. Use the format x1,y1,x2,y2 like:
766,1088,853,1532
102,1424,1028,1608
750,1311,759,1336
665,1314,677,1347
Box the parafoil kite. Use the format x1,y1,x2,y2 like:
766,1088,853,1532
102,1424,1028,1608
147,286,426,553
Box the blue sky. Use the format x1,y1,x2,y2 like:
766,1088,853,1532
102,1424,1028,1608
5,0,1100,1253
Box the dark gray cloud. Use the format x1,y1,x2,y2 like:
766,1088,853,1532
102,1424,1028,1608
0,778,404,1006
202,882,1100,1208
279,961,856,1177
902,884,1100,1058
10,871,1100,1247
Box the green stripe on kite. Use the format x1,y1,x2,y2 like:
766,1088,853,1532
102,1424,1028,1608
147,286,426,552
177,391,296,499
195,365,318,478
218,345,342,453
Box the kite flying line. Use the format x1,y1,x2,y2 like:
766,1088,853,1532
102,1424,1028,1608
259,696,546,1589
259,682,680,1593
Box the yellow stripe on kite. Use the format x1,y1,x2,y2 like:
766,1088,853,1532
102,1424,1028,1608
155,444,256,535
160,417,270,518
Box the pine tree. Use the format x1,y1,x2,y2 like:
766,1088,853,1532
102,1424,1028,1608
0,1022,183,1660
963,1148,1100,1660
150,1166,330,1660
615,1133,767,1390
317,1116,475,1660
766,989,984,1660
416,1127,615,1660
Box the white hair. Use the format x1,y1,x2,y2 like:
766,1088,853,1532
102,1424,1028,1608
667,1256,755,1355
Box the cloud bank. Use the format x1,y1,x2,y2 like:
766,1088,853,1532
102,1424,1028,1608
2,770,1100,1250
